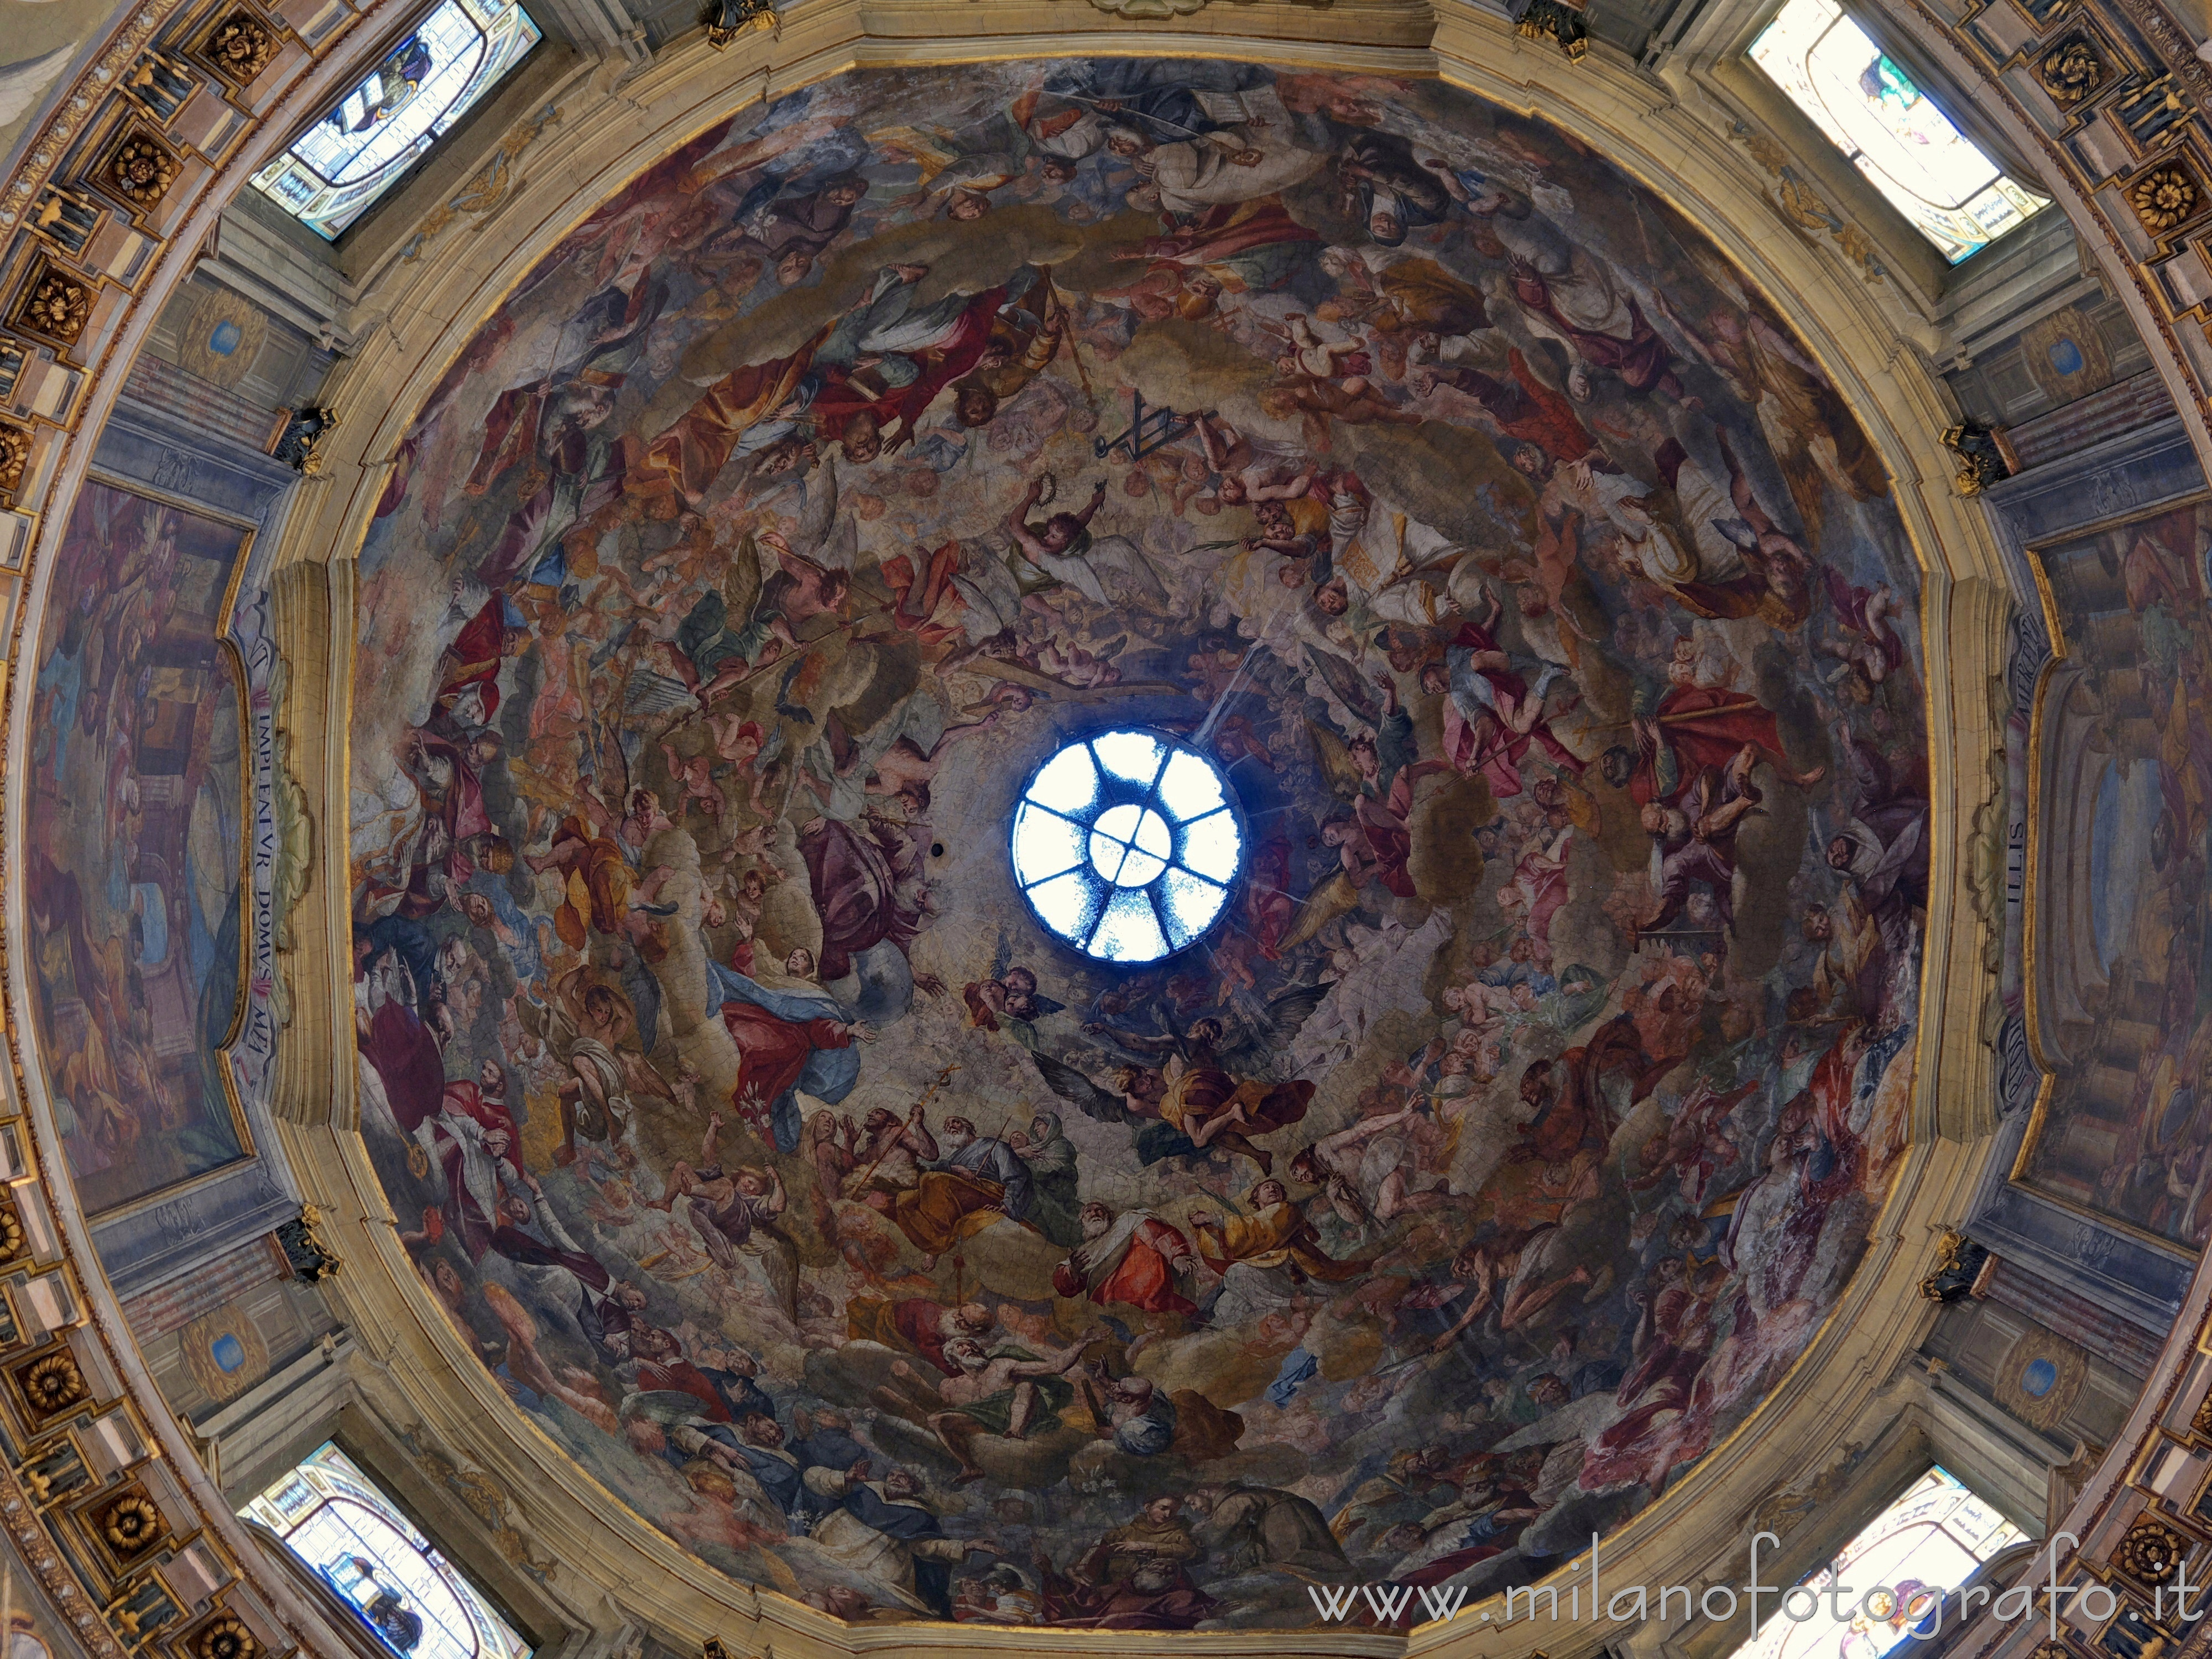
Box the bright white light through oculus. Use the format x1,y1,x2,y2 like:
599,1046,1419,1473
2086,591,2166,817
1012,731,1243,964
1089,804,1172,886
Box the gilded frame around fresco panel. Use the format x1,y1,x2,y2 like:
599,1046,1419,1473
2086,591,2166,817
2005,489,2212,1256
48,472,263,1221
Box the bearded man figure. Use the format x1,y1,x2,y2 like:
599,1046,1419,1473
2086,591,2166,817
886,1115,1034,1268
1052,1201,1199,1317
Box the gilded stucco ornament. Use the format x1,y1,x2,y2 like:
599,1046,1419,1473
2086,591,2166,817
269,406,337,474
398,103,563,264
19,1350,87,1417
1919,1226,1992,1297
275,1204,341,1281
2115,1517,2190,1585
1080,0,1331,17
1943,421,2019,496
2131,163,2200,232
98,1493,164,1558
193,1617,257,1659
1515,0,1587,58
2039,36,2105,103
703,0,776,46
0,425,32,505
197,9,277,81
1729,120,1889,284
13,267,91,346
106,129,181,208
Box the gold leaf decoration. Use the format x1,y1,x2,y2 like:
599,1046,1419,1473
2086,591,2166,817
200,11,276,82
2115,1516,2188,1585
0,430,29,503
21,1350,86,1415
98,1493,163,1556
106,129,179,207
13,268,90,346
195,1618,258,1659
2131,164,2199,233
2039,37,2105,105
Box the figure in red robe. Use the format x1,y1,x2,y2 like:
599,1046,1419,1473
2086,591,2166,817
707,951,868,1152
1605,656,1823,808
1052,1203,1198,1316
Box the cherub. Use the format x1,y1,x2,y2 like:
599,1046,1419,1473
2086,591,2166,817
1274,312,1375,387
1009,471,1109,563
658,740,728,823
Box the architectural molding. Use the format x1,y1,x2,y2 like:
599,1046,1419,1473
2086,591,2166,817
236,7,2012,1656
6,0,2181,1652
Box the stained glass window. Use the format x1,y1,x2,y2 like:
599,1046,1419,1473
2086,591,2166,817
1725,1467,2028,1659
242,1443,531,1659
247,0,540,239
1750,0,2047,261
1011,731,1243,964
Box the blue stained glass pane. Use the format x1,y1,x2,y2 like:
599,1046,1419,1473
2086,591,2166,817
1088,888,1170,962
1176,808,1242,883
1158,867,1227,948
248,0,541,239
1026,869,1105,940
1011,803,1087,886
1091,729,1166,787
1026,744,1099,815
1157,748,1229,821
1015,733,1242,962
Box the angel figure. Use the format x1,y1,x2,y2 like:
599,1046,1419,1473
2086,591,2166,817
645,1110,801,1318
963,937,1067,1047
1415,582,1579,800
1286,716,1448,951
658,739,728,823
523,784,677,953
1046,992,1327,1174
531,965,678,1167
1272,312,1375,385
1004,471,1168,609
671,525,847,706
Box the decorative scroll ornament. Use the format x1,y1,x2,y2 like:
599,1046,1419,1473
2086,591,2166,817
2115,1517,2189,1586
1942,422,2019,497
2039,37,2105,103
198,11,276,82
1919,1227,1993,1298
703,0,776,47
13,267,90,346
106,129,180,207
1515,0,1589,60
1729,121,1888,285
398,104,562,264
275,1204,341,1281
2131,163,2200,233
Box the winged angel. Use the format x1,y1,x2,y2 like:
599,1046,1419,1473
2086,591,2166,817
1032,987,1331,1175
